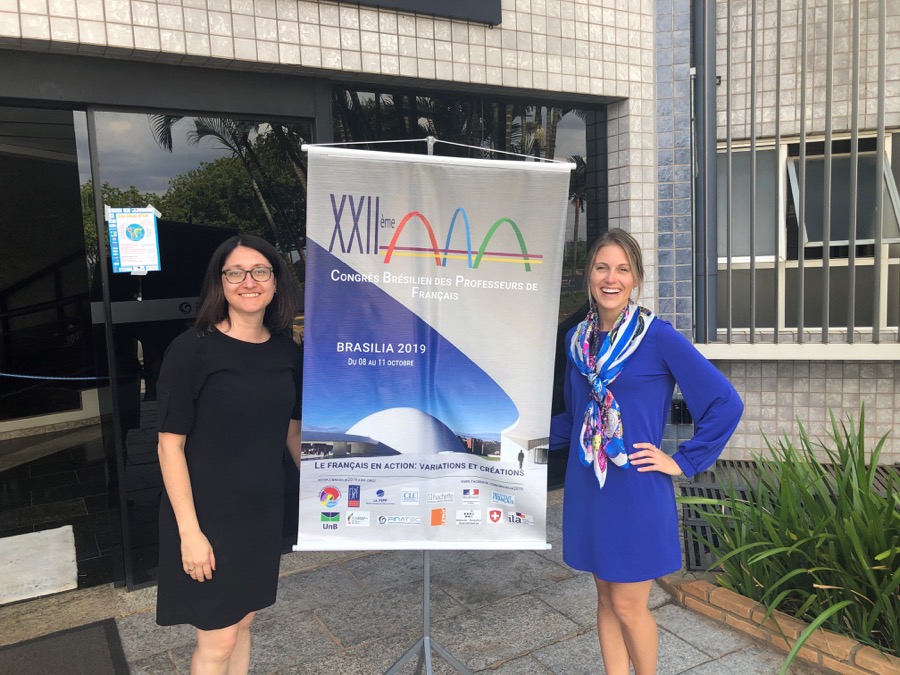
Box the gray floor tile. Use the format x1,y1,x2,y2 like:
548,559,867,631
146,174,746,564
430,594,581,671
433,550,573,609
298,629,461,675
546,521,563,543
533,626,714,675
127,649,178,674
680,643,822,675
532,630,605,674
315,579,466,647
657,627,715,675
530,572,598,627
258,563,367,620
341,549,466,593
115,610,195,663
277,549,373,576
480,654,556,674
533,541,567,567
546,503,563,530
648,581,673,610
248,610,342,672
654,603,753,658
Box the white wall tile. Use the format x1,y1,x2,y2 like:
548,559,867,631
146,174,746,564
184,31,209,55
209,34,233,58
20,0,48,15
159,28,185,52
49,15,77,41
49,0,76,18
106,21,133,48
234,36,256,59
104,0,131,24
158,5,183,30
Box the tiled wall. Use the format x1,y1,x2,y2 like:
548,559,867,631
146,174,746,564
715,0,900,140
715,360,900,465
654,0,693,335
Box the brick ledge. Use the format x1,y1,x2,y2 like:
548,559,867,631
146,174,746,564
658,576,900,675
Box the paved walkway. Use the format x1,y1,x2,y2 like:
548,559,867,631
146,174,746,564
2,489,820,674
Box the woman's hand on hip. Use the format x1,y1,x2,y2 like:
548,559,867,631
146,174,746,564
629,442,682,475
181,530,216,582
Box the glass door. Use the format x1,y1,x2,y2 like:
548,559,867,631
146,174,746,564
88,111,312,588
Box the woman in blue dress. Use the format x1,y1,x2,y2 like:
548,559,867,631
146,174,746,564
550,228,743,675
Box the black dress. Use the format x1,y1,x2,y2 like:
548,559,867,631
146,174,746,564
155,327,302,630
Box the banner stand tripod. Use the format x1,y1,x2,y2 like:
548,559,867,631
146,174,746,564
384,551,473,675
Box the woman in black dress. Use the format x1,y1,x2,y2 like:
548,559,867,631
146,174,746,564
156,234,302,674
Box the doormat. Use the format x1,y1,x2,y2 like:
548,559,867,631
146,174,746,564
0,525,77,605
0,619,129,674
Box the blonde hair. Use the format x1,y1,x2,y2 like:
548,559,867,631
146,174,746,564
583,228,645,303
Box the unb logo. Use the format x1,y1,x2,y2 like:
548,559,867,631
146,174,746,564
321,511,339,530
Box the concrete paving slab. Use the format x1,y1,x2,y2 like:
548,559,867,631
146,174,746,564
277,549,373,576
341,549,468,593
284,629,465,675
680,642,820,675
429,594,581,671
533,540,566,566
485,654,557,674
354,631,463,675
648,581,671,610
114,609,195,663
546,502,564,530
314,579,466,647
259,562,368,620
167,640,195,673
434,549,573,609
656,627,716,674
248,610,343,672
530,572,598,627
654,603,753,658
531,629,604,674
127,649,178,674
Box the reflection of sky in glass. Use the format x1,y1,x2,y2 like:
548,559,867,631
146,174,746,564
554,111,586,160
73,105,588,239
80,113,236,194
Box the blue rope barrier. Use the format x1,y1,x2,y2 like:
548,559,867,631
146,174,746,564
0,372,109,381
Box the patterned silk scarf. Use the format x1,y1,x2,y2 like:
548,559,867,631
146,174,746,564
569,301,655,489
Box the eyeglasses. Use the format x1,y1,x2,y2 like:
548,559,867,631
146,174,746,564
221,267,274,284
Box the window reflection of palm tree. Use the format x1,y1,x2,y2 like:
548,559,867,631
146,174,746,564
149,115,308,271
569,155,587,275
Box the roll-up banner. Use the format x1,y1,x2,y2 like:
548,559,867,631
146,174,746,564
296,146,571,551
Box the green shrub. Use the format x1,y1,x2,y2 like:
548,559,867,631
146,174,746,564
679,408,899,672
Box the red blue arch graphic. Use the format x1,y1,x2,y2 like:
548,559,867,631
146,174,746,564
381,207,539,271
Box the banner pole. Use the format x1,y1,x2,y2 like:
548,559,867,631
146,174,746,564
384,137,472,675
384,551,472,675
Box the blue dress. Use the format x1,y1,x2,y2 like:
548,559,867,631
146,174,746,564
549,319,743,582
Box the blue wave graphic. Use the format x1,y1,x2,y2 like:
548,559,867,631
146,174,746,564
302,240,518,436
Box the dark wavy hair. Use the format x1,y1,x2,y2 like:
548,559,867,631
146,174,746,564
194,234,300,335
583,228,645,304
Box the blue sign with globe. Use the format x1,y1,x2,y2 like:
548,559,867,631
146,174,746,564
107,207,161,273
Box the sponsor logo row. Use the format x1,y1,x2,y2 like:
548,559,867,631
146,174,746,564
319,509,534,529
320,485,516,509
